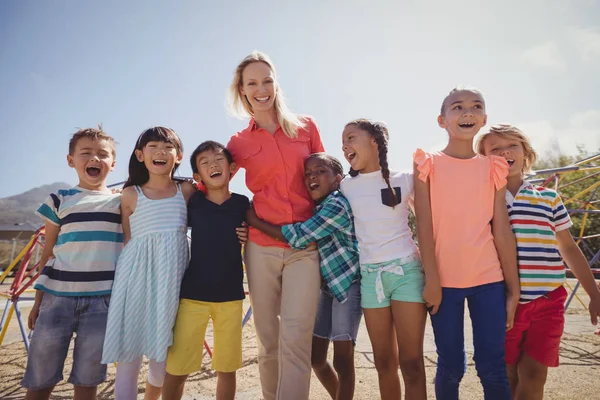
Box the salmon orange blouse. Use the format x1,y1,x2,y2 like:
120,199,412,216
228,116,325,248
414,149,509,288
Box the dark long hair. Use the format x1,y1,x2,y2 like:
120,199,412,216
346,119,397,207
124,126,184,188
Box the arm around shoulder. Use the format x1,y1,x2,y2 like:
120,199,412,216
181,181,197,204
120,187,137,245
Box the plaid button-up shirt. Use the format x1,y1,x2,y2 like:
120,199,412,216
282,191,360,303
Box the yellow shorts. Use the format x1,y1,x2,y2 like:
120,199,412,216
166,299,243,374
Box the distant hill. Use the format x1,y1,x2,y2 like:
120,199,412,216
0,182,72,224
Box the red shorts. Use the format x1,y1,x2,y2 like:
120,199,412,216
505,285,567,367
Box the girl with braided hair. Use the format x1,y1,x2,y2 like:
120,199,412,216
413,87,519,400
341,119,427,400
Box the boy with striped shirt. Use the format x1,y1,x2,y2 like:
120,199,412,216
22,127,123,400
478,124,600,400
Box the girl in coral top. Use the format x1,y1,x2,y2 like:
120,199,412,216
413,87,519,400
225,51,324,400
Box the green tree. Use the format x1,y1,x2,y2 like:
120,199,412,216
532,146,600,260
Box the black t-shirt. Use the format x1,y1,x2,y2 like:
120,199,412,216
180,191,249,302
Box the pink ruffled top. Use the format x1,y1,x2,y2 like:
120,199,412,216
413,149,509,288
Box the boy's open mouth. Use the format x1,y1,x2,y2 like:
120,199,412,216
346,152,356,160
153,160,167,166
458,122,475,128
309,182,320,190
210,171,223,178
86,166,101,177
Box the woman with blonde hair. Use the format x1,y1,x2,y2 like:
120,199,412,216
226,51,324,400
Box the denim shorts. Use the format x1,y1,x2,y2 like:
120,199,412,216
21,292,111,390
360,257,425,308
313,280,362,344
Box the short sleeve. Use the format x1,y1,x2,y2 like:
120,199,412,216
226,134,242,167
240,194,251,211
35,193,61,226
552,193,573,232
413,148,433,182
489,155,509,190
305,116,325,153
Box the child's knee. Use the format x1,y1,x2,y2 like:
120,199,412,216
399,357,425,383
373,353,398,376
332,352,354,376
311,349,328,369
518,359,548,385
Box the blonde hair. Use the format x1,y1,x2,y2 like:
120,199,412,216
227,50,305,139
476,124,538,173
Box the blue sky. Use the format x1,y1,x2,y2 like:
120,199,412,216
2,0,599,198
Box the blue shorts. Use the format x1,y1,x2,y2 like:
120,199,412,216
21,292,111,390
313,280,363,344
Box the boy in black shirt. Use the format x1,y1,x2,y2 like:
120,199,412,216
163,141,249,400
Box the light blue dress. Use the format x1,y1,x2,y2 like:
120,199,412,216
102,184,189,363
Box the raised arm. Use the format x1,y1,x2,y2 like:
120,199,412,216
557,230,600,325
413,163,442,314
491,186,519,330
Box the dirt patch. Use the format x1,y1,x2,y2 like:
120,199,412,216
1,284,599,399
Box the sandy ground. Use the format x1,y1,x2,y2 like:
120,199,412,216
1,280,599,399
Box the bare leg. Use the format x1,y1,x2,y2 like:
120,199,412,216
144,382,162,400
391,300,427,400
363,307,400,400
311,336,337,399
216,371,236,400
514,354,548,400
506,363,518,399
24,388,53,400
73,385,98,400
162,373,188,400
332,340,356,400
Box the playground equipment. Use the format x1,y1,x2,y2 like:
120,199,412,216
0,227,45,351
0,217,253,361
2,161,598,351
527,153,600,309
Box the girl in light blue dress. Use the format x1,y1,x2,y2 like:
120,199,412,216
102,127,195,400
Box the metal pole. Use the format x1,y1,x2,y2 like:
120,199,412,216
10,239,17,266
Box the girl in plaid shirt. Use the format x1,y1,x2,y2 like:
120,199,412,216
246,153,362,400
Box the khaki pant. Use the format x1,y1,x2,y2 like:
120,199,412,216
245,241,321,400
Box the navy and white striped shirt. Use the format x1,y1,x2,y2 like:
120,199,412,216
35,186,123,296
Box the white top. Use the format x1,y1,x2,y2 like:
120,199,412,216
341,170,418,264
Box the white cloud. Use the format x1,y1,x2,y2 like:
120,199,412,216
515,110,600,158
569,27,600,62
521,42,566,70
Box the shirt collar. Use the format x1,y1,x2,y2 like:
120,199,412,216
248,118,282,133
314,190,341,212
505,180,533,206
248,118,258,131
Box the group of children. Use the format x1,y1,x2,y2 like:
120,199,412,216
21,86,600,400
